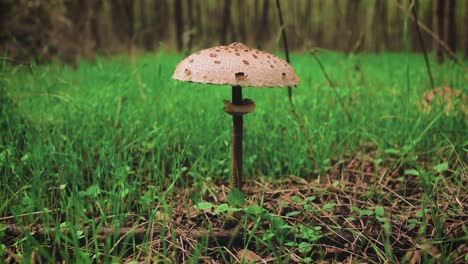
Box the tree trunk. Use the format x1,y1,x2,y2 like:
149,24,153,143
124,0,134,49
186,0,194,52
381,0,389,51
371,0,380,52
153,0,168,49
421,0,433,51
333,0,343,50
316,0,323,47
409,0,419,51
256,0,269,48
464,0,468,59
111,0,134,49
140,0,153,50
63,0,94,62
444,0,456,53
220,0,231,44
236,0,247,42
345,0,360,53
174,0,183,51
433,0,445,62
91,0,103,50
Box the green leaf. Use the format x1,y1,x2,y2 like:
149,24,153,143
322,203,336,211
290,196,302,203
376,216,387,223
300,225,322,241
384,148,401,155
351,206,373,216
404,169,420,176
79,185,101,197
213,203,230,214
432,162,448,173
303,204,315,212
213,203,241,215
194,202,214,210
269,215,286,230
298,242,313,253
375,206,385,217
286,211,300,217
407,219,418,229
227,188,245,207
0,244,5,256
285,241,296,247
244,205,263,215
262,232,275,241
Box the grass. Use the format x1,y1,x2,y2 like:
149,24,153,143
0,51,467,263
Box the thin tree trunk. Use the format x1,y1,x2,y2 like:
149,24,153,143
195,0,203,41
237,0,247,42
174,0,183,51
464,0,468,59
433,0,445,62
186,0,194,52
409,0,419,51
421,0,433,50
380,0,389,51
91,0,103,50
140,0,153,50
333,0,343,50
111,0,133,48
371,0,380,52
413,0,435,89
124,0,134,50
444,0,456,53
345,0,360,53
153,0,168,49
256,0,269,48
316,0,323,47
220,0,231,44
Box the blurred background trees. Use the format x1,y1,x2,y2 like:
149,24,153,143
0,0,465,64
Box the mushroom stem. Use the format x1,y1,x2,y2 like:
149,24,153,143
231,85,243,190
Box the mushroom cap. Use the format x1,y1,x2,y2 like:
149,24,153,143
172,42,299,88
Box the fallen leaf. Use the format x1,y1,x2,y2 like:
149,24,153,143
417,243,441,259
154,211,170,222
237,249,262,263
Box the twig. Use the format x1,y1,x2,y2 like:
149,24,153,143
275,0,292,103
411,1,434,89
4,223,243,246
129,39,147,100
394,0,466,69
114,96,123,128
0,56,29,65
275,0,317,171
310,50,353,123
0,209,56,221
291,108,317,170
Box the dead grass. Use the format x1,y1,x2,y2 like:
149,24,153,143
2,154,467,263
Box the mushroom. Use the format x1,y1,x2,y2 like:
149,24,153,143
172,42,299,191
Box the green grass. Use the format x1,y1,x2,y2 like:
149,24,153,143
0,51,466,262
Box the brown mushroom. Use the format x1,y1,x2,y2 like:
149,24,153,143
172,42,299,191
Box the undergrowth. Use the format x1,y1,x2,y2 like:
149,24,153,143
0,51,466,263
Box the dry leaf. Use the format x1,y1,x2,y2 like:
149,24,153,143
418,84,467,115
409,249,422,264
154,211,170,222
417,243,441,258
237,249,262,263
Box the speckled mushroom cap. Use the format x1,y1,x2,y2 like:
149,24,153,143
172,42,299,87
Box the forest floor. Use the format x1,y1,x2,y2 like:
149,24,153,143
0,52,467,263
